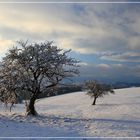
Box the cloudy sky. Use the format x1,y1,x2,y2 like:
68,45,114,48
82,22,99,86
0,1,140,83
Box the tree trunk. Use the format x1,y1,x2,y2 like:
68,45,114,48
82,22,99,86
92,97,97,105
26,94,38,116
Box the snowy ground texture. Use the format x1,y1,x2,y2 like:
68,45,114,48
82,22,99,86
0,87,140,139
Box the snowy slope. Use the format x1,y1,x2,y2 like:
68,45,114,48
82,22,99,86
0,87,140,138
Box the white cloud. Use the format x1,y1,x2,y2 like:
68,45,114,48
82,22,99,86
0,3,140,63
0,39,14,53
96,63,110,69
79,62,89,66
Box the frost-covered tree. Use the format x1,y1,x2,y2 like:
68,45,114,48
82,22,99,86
0,41,79,115
85,81,114,105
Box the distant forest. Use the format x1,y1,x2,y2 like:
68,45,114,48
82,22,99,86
37,82,140,99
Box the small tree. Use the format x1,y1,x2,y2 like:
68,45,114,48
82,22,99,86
0,41,79,115
85,81,114,105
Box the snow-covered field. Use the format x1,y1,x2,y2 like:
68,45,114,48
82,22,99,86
0,87,140,139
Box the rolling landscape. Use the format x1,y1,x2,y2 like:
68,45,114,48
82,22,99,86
0,87,140,138
0,0,140,139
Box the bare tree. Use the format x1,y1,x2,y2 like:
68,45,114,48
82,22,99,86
85,81,114,105
0,41,79,115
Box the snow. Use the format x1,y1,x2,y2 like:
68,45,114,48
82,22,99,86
0,87,140,138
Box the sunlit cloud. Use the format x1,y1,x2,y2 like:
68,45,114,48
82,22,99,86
0,39,14,53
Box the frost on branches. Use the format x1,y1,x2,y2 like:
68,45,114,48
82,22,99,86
85,81,114,105
0,41,79,116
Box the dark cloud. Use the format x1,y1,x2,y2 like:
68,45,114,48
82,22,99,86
101,52,140,62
